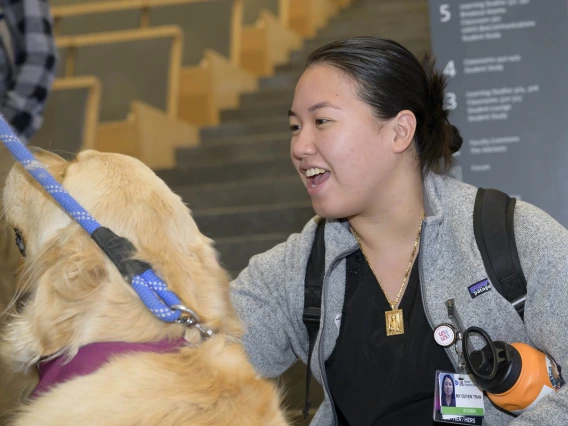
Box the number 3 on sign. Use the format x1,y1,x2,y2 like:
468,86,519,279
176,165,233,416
444,93,457,111
440,4,451,22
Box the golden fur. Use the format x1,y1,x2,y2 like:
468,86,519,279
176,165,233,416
1,150,288,426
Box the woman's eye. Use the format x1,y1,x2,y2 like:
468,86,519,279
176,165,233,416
315,119,330,125
289,124,301,133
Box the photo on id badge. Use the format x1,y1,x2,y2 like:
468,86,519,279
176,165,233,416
433,371,484,425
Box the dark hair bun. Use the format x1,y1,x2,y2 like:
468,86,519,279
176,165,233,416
448,124,463,154
419,53,460,171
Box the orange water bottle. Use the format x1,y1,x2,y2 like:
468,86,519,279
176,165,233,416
462,326,564,414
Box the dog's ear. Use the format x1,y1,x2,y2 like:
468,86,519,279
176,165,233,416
4,224,109,366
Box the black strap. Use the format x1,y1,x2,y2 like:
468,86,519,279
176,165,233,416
91,227,151,283
473,188,527,320
302,218,326,419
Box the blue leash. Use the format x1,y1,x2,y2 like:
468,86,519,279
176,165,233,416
0,119,212,337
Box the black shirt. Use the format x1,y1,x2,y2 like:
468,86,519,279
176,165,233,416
325,251,455,425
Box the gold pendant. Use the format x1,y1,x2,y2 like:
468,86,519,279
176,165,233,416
385,309,404,336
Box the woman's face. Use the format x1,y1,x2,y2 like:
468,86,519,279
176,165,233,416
444,377,454,396
289,64,399,219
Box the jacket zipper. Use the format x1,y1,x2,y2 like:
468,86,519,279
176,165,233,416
446,299,464,336
318,248,357,426
446,298,466,335
446,298,470,372
419,221,462,373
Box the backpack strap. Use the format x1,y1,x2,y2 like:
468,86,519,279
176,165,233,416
302,218,326,419
473,188,527,320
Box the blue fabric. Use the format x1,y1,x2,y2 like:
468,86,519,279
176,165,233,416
0,118,181,323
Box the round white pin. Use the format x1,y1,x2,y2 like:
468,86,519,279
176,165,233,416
433,323,457,347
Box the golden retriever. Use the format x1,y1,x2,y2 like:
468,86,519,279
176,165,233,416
1,149,288,426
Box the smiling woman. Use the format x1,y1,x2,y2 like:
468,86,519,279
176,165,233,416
287,38,461,221
230,36,568,426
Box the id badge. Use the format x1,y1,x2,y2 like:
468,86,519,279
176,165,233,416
433,370,484,425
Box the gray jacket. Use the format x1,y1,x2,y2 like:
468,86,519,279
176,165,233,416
230,171,568,425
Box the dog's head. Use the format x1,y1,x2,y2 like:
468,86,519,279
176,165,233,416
2,149,243,371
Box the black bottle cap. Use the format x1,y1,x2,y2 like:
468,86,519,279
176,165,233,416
468,341,523,394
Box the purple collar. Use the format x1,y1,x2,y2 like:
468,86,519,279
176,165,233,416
33,338,186,398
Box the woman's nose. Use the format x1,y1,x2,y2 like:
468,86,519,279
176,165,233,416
291,130,317,160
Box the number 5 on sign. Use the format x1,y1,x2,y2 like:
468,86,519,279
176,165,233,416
440,4,451,22
443,60,456,78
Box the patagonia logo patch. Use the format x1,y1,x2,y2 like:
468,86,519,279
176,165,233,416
468,279,491,299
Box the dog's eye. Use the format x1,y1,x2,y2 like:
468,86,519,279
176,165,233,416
14,292,31,313
13,228,26,257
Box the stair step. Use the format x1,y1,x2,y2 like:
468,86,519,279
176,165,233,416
289,38,430,63
199,117,289,140
286,50,311,66
339,0,429,15
187,131,290,148
238,96,294,112
194,201,313,239
300,39,431,61
233,98,294,116
177,135,290,163
175,176,307,210
220,102,291,122
215,232,292,276
308,24,431,48
274,62,306,75
338,9,428,23
158,155,296,186
258,72,303,89
239,86,295,107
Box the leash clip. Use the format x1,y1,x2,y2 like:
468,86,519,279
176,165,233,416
171,304,213,338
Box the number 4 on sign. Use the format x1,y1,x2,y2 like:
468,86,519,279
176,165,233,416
443,60,456,78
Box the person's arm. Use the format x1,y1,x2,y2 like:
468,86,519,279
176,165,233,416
230,237,301,378
509,202,568,425
1,0,57,144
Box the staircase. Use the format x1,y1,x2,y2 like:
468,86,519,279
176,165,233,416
157,0,431,423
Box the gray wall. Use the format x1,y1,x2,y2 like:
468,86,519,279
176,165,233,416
428,0,568,227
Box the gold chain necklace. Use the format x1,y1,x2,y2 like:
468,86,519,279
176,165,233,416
352,212,425,336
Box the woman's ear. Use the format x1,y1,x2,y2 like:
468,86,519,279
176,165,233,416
392,110,417,154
